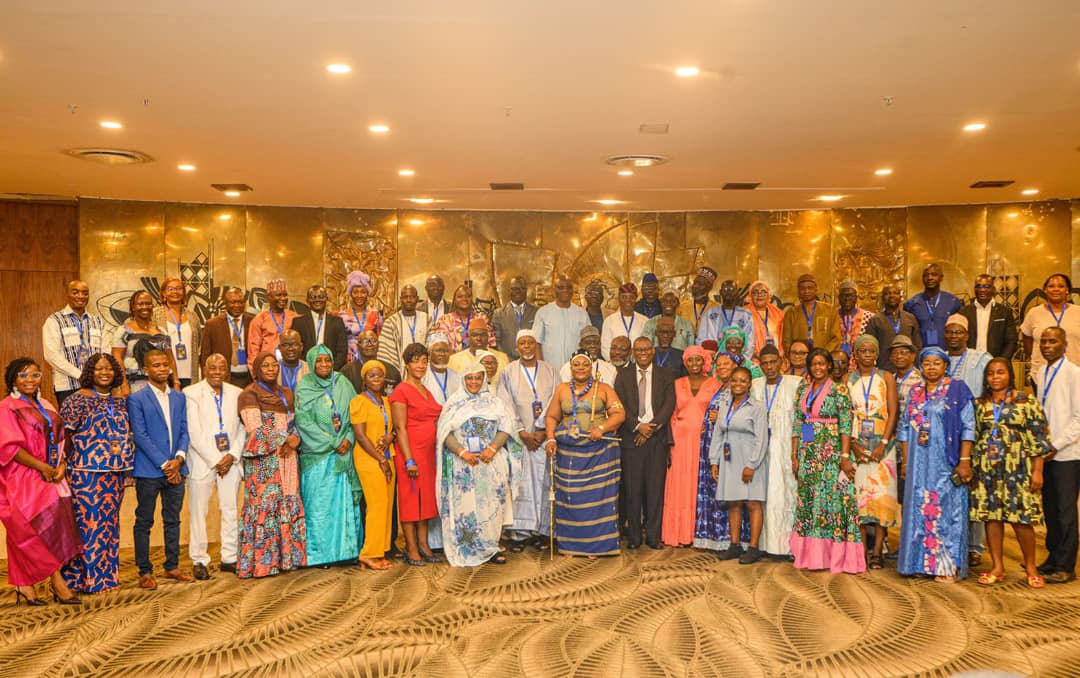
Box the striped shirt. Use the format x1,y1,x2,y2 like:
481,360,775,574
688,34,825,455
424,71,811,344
42,305,106,392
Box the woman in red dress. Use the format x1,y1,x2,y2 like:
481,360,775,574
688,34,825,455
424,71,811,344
389,343,443,566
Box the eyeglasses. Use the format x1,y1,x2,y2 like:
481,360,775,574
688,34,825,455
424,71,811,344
164,285,184,292
974,284,993,290
750,289,769,296
359,338,379,345
17,371,42,379
944,329,967,336
790,350,809,356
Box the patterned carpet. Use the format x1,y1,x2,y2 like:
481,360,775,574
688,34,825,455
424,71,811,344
1,538,1078,677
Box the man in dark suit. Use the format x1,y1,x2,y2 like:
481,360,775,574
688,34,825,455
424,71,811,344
959,274,1018,360
492,276,538,360
128,350,194,589
293,285,349,369
199,286,255,387
614,336,676,549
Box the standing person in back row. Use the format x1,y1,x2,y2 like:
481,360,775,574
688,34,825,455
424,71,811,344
534,274,590,369
903,263,962,349
492,276,538,361
248,279,298,361
199,286,255,388
958,275,1018,361
782,274,838,353
43,279,107,406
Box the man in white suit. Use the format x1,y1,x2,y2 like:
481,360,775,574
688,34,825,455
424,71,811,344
184,353,245,578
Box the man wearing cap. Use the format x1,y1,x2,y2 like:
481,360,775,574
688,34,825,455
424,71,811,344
497,329,557,550
534,274,591,370
678,266,718,335
559,325,618,385
835,281,874,365
248,278,298,362
377,284,429,375
601,282,649,360
421,332,463,405
782,273,838,354
865,284,921,371
698,280,755,364
449,316,509,378
634,273,663,318
492,276,537,361
958,274,1018,361
903,263,963,349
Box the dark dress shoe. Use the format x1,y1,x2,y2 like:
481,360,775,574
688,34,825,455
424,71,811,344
647,541,662,550
738,546,764,565
193,563,211,580
219,562,237,574
1044,571,1076,584
626,541,642,550
717,543,744,561
1037,562,1054,576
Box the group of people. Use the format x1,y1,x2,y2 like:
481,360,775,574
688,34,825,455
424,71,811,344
2,262,1078,605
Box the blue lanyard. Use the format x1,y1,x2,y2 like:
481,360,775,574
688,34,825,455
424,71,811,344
655,349,671,367
840,310,855,338
351,306,367,333
212,387,226,432
280,364,300,392
570,377,594,412
365,390,389,436
270,309,286,335
694,301,707,326
431,302,442,325
1042,358,1065,406
887,311,901,335
899,368,914,384
859,368,877,416
228,315,244,342
947,350,965,378
924,294,940,320
990,390,1010,437
764,381,779,416
432,369,449,400
522,363,539,400
724,395,749,429
257,382,290,409
405,313,417,343
166,307,184,343
459,313,472,344
758,307,770,340
801,301,817,338
620,313,635,336
70,311,90,347
22,396,55,451
803,380,827,414
721,307,735,328
320,375,338,416
1047,303,1069,326
513,304,524,329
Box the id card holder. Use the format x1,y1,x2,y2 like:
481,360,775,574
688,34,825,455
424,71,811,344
109,436,124,456
801,422,814,442
532,400,544,421
926,329,938,346
917,426,930,446
466,436,484,453
723,442,732,462
860,419,875,447
236,348,247,365
569,421,581,438
332,413,342,432
175,343,188,361
214,433,230,451
986,439,1004,465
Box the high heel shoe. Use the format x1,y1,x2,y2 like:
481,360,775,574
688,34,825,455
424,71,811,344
14,589,46,607
52,591,82,605
419,549,442,564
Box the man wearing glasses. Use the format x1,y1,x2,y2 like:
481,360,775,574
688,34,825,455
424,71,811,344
958,274,1018,361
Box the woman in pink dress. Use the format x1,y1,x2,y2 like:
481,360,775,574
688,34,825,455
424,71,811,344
662,346,720,546
0,358,82,605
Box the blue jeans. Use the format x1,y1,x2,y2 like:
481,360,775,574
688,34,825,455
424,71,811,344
134,476,186,575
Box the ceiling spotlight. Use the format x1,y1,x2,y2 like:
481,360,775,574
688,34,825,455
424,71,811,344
874,168,893,176
408,197,434,204
674,66,700,77
177,163,196,172
408,218,425,226
217,214,232,221
326,63,352,74
815,195,845,202
223,190,241,198
398,169,415,177
99,121,123,129
963,122,987,132
617,170,634,177
592,199,626,206
368,124,390,134
1021,188,1039,196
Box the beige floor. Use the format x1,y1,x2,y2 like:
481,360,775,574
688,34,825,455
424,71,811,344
1,538,1078,678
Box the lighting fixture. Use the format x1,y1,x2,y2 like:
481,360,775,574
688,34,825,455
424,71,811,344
674,66,700,77
815,195,844,202
1021,188,1039,196
398,169,415,177
605,154,669,168
177,163,196,172
99,121,123,129
408,218,424,226
963,122,987,132
874,168,893,176
408,198,434,204
224,190,241,198
326,63,352,74
217,214,232,221
368,124,390,134
592,199,625,206
618,170,634,176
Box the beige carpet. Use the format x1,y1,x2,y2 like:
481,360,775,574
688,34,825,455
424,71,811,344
1,539,1078,677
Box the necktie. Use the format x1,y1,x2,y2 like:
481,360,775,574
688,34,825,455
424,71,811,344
638,369,648,418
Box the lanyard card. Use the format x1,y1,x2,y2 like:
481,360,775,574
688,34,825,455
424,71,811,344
174,343,188,361
109,435,125,456
917,426,930,446
332,413,342,432
466,436,484,453
214,432,230,451
859,418,875,446
723,441,732,462
801,422,814,442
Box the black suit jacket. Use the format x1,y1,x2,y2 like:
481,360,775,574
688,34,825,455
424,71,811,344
960,302,1018,359
614,363,676,449
292,312,349,370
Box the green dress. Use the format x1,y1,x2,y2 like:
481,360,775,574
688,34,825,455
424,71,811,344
970,392,1052,524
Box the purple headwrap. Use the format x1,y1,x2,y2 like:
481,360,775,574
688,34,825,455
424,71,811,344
346,270,371,294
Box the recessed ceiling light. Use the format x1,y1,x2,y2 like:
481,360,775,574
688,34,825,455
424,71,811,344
408,197,434,204
224,190,241,198
815,195,845,202
617,170,634,177
1007,212,1019,218
874,168,893,176
368,124,390,134
398,169,415,177
592,199,626,206
217,213,232,221
408,218,424,226
963,122,987,132
99,121,123,129
326,63,352,74
1021,188,1039,196
674,66,700,77
177,163,196,172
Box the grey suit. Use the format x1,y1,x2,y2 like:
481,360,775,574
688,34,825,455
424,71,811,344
492,302,538,360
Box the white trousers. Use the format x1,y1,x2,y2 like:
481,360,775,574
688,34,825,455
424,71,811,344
187,466,242,566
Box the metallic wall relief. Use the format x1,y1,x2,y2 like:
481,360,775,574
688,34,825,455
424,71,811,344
906,205,987,304
831,208,907,309
988,200,1072,315
396,210,471,306
686,212,760,297
323,229,398,313
757,210,832,305
563,215,628,312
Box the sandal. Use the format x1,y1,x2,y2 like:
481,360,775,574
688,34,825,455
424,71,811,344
358,558,394,571
977,571,1006,586
1027,575,1045,589
487,552,508,565
508,540,526,553
868,555,884,570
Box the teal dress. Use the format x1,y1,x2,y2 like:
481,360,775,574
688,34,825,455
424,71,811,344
294,346,364,566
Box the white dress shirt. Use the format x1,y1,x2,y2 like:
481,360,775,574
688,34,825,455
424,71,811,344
184,379,246,480
311,311,327,345
634,363,655,427
148,382,186,464
1032,356,1080,462
974,300,994,354
600,311,648,360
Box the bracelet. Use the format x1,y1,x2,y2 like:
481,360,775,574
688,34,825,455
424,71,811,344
383,450,391,460
959,457,971,461
457,447,468,458
405,459,417,468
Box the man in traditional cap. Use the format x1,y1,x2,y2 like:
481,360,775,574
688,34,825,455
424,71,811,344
835,280,874,366
698,280,755,364
782,273,839,353
248,278,298,362
559,325,618,385
677,266,718,334
534,274,591,369
903,263,963,349
634,273,662,318
448,316,509,378
601,282,649,360
421,332,463,405
492,276,538,360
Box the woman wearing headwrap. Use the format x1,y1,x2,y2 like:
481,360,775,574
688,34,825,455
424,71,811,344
236,352,307,578
790,347,864,574
476,349,501,387
544,350,626,556
847,334,899,569
662,345,720,547
897,346,976,582
294,345,362,567
720,326,763,379
339,270,383,363
350,359,398,570
436,356,523,566
745,281,784,359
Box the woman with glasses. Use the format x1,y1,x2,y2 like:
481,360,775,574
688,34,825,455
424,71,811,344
745,281,784,359
152,277,201,388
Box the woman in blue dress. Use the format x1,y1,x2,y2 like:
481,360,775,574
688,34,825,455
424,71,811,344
897,346,976,582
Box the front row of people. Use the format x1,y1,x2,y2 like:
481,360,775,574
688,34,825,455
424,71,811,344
0,325,1074,603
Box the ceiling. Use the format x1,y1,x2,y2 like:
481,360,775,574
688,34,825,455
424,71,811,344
1,1,1079,211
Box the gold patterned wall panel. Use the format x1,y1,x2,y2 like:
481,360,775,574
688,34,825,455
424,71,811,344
629,214,659,286
163,203,247,321
396,210,471,307
685,212,760,293
490,241,558,306
906,205,987,303
322,229,398,314
81,198,166,327
1073,199,1080,287
244,206,325,309
563,216,629,312
656,212,687,252
468,211,544,305
831,208,907,310
987,200,1073,319
757,209,832,304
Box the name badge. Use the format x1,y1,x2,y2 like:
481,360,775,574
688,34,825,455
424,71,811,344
175,343,188,361
859,418,876,447
236,348,247,365
214,433,230,451
986,438,1004,465
917,426,930,446
332,413,342,432
723,441,732,462
109,435,125,456
801,422,814,442
466,436,484,453
805,338,814,350
532,400,544,421
569,421,581,438
926,329,938,346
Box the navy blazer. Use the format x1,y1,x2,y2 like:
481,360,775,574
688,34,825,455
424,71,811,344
128,384,191,479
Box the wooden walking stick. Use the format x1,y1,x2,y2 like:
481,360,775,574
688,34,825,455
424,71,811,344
549,452,556,560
